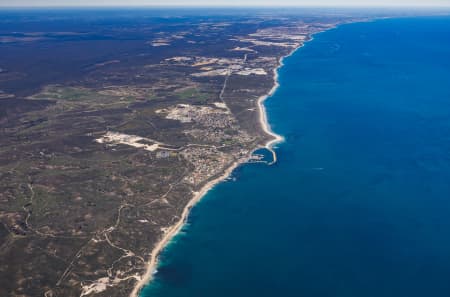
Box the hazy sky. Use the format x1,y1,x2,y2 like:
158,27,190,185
1,0,450,7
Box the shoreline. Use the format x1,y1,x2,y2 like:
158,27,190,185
256,43,303,164
129,158,245,297
127,15,446,297
129,31,321,297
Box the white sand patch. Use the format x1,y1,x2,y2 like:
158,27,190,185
192,58,218,67
0,91,14,99
165,56,192,62
151,42,169,47
80,277,109,296
230,46,256,52
236,68,267,76
96,132,162,152
229,64,243,70
192,57,241,67
239,38,299,48
161,104,229,123
213,102,227,109
248,27,308,42
289,35,307,41
216,58,242,65
148,39,171,47
191,68,229,77
81,272,142,296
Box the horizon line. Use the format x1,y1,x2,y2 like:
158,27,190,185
1,4,450,8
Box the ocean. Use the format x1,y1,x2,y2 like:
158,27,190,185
141,16,450,297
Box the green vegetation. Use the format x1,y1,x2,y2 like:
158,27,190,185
31,86,140,106
33,86,108,102
175,87,212,103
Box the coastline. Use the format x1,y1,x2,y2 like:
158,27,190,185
257,44,302,165
128,15,450,297
129,32,320,297
129,158,245,297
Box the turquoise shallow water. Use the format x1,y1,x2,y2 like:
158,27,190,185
141,16,450,297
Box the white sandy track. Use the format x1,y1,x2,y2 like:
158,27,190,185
130,39,310,297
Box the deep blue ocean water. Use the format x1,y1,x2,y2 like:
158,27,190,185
141,16,450,297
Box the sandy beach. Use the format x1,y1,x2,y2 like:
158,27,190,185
129,158,245,297
130,40,307,297
256,45,304,165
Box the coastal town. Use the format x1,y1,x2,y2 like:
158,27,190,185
0,10,357,297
